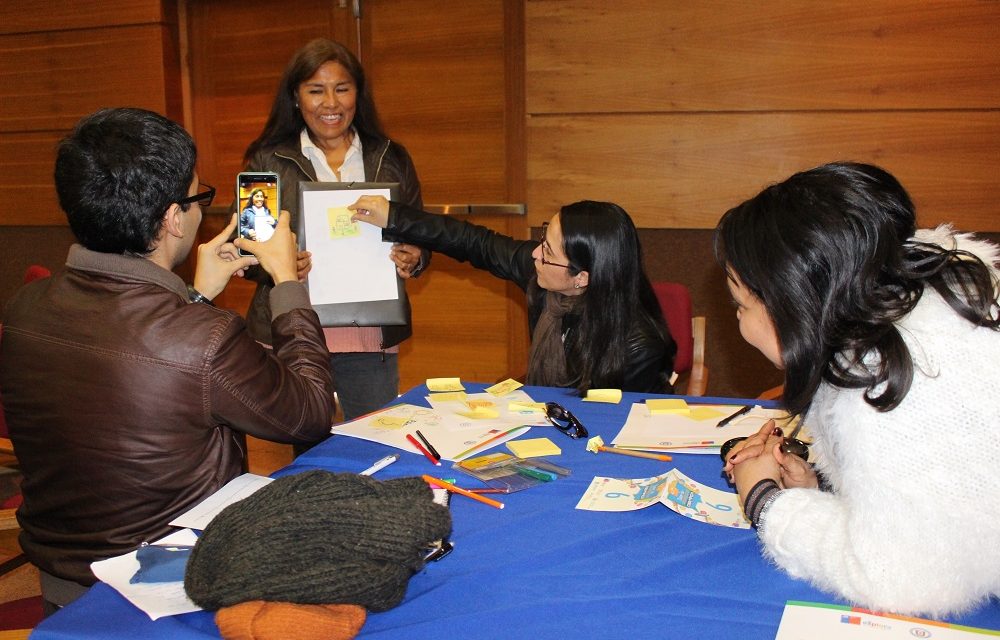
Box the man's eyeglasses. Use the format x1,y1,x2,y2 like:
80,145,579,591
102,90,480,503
538,222,573,269
544,402,589,439
177,184,216,208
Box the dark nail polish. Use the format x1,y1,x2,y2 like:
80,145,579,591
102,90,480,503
771,426,783,437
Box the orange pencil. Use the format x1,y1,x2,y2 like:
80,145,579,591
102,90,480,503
422,475,505,510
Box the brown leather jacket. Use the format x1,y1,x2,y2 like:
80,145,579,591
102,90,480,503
243,134,425,348
0,246,334,585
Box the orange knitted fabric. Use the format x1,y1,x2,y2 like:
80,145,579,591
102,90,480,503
215,601,366,640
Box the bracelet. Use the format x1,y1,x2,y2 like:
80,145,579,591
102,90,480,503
743,479,781,529
186,285,215,306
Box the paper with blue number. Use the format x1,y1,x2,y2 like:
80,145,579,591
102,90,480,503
575,468,750,528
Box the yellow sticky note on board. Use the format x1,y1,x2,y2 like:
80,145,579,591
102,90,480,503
430,391,467,402
427,377,465,392
465,399,497,410
507,438,561,458
583,388,622,404
647,399,690,415
508,401,546,414
486,378,523,396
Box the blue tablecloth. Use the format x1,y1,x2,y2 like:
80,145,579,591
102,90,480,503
32,385,1000,638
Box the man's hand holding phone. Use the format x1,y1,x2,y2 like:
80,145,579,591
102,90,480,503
235,210,299,284
194,214,259,300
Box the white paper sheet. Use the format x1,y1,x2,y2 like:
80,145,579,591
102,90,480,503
90,529,201,620
776,601,997,639
168,473,273,531
331,403,535,461
301,187,399,305
611,403,792,450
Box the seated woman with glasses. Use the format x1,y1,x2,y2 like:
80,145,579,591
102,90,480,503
348,196,676,395
718,162,1000,617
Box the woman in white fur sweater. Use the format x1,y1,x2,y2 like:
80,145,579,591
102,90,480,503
716,162,1000,618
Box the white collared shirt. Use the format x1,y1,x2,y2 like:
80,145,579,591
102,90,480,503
299,128,365,182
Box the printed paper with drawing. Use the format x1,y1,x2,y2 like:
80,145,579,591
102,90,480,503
575,468,750,528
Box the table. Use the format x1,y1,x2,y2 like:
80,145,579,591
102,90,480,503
32,385,1000,639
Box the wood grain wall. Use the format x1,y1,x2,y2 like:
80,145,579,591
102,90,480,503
525,0,1000,231
0,0,182,227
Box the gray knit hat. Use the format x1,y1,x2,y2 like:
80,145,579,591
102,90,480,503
184,471,452,612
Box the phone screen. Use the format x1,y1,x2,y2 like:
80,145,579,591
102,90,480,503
237,172,280,255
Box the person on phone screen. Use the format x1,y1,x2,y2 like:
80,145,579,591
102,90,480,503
349,196,676,395
0,108,334,612
242,38,429,422
239,188,276,241
718,162,1000,616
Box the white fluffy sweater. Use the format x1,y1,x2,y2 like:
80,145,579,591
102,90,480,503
759,226,1000,617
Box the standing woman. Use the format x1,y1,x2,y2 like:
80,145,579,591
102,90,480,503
718,162,1000,616
349,196,675,394
243,38,429,420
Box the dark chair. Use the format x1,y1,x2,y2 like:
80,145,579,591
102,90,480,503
652,281,708,396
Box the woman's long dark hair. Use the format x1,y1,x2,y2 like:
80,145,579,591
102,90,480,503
559,201,671,393
715,162,1000,416
243,38,386,163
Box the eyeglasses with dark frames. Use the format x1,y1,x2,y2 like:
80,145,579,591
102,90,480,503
177,183,216,208
544,402,589,439
538,222,574,269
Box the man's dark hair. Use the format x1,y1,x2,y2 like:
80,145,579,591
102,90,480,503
54,107,197,255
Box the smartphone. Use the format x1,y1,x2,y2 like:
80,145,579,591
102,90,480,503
236,172,280,256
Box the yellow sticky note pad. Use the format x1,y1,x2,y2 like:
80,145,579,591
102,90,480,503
508,401,546,414
430,391,467,402
486,378,523,396
457,407,500,419
507,438,561,458
647,399,690,415
688,407,728,421
583,388,622,403
465,399,497,410
427,377,465,392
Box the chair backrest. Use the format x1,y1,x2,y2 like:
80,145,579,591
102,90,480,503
652,281,693,374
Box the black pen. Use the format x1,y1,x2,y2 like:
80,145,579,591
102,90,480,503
415,429,441,461
716,405,752,428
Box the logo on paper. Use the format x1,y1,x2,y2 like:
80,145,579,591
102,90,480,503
840,615,861,625
909,629,932,638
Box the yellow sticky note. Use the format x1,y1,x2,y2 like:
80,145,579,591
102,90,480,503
465,399,497,410
326,206,361,238
582,388,622,403
457,407,500,419
486,378,524,396
427,377,465,392
647,399,690,415
429,391,467,402
508,401,546,414
688,407,728,421
507,438,561,458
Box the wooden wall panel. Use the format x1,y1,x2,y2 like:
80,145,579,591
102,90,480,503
2,132,64,225
363,0,509,203
0,0,172,34
529,112,1000,231
526,0,1000,113
0,26,179,133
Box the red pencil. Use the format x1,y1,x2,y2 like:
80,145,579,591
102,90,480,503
406,433,441,466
